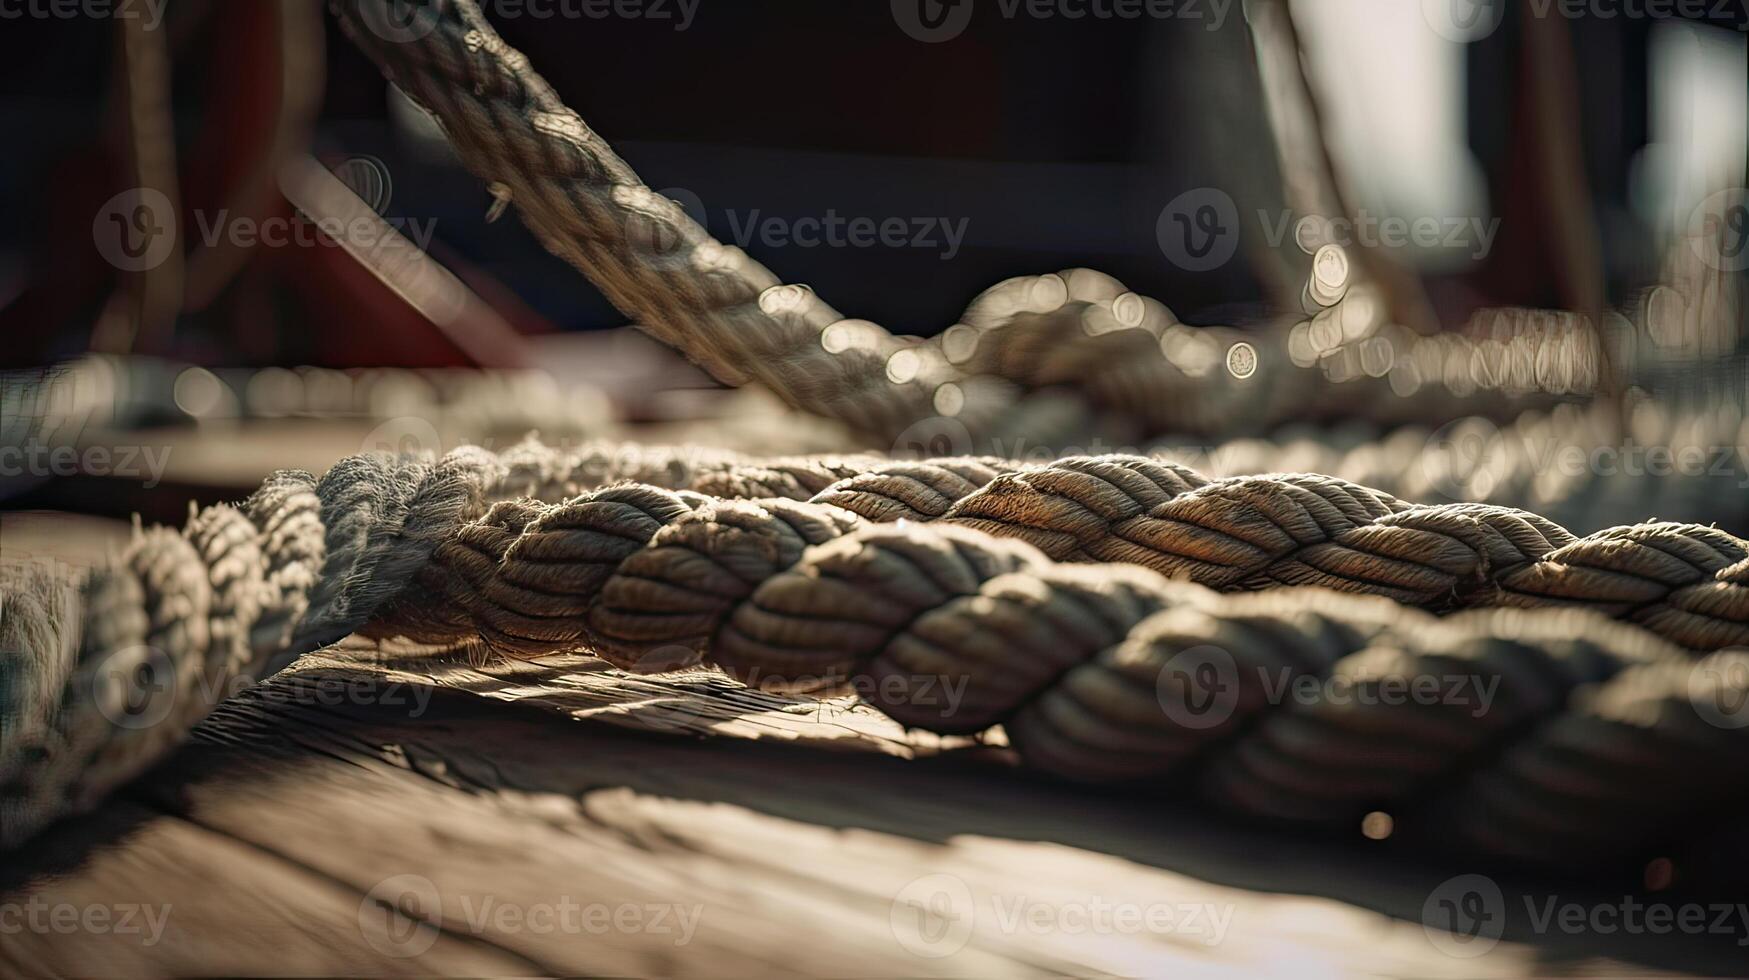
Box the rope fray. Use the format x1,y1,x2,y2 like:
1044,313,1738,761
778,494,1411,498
4,441,1749,863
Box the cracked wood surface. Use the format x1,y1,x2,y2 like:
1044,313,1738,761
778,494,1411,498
3,644,1745,977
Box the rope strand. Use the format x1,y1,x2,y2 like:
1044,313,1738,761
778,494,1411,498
326,0,1546,444
5,441,1748,864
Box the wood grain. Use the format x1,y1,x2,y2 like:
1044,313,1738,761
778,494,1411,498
4,641,1745,977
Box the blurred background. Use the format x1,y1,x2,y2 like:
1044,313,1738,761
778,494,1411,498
0,0,1746,534
4,10,1749,972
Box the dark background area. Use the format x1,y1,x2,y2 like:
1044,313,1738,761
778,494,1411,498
0,0,1742,369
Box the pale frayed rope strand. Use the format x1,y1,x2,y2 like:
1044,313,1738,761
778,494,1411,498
0,441,755,847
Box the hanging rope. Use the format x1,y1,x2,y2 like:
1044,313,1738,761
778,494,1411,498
5,441,1747,864
325,0,1552,445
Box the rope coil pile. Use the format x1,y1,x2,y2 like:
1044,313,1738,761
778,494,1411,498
5,441,1748,869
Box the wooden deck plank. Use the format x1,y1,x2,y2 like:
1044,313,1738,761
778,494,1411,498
4,648,1744,977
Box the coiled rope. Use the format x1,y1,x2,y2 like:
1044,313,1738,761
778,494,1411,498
5,441,1748,867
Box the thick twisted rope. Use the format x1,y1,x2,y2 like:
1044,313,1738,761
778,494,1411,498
691,453,1749,652
1149,400,1748,536
241,474,1749,864
6,441,1749,865
329,0,992,441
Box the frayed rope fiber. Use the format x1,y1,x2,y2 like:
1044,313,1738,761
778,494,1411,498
4,441,1748,867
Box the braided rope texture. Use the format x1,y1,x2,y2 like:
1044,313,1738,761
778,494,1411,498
327,0,1541,446
5,441,1748,867
1148,401,1749,537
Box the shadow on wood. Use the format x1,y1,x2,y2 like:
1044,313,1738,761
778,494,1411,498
3,648,1746,976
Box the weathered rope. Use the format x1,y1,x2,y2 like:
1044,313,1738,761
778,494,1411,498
328,0,985,441
817,457,1749,650
326,0,1550,445
6,442,1749,866
1148,401,1746,537
342,478,1749,868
